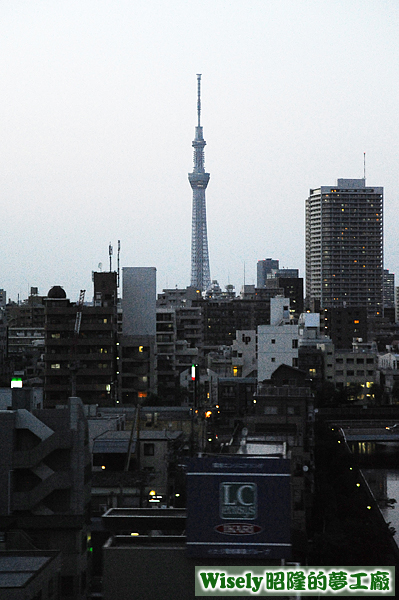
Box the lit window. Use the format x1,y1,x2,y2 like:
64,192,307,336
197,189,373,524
139,346,144,353
51,363,61,369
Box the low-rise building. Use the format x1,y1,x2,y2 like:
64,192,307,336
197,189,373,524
0,397,90,600
0,550,61,600
323,341,378,396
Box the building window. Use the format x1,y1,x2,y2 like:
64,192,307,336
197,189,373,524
347,370,355,376
264,406,278,415
51,363,61,369
271,357,276,362
81,571,87,593
292,358,298,367
271,339,276,344
292,339,298,348
60,576,74,597
143,443,155,456
48,576,57,598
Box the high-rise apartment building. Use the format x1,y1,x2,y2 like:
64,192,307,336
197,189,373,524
305,178,383,317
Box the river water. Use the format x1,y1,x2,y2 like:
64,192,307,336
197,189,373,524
348,440,399,546
363,469,399,547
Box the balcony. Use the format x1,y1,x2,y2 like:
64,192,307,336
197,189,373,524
12,470,72,511
13,430,73,469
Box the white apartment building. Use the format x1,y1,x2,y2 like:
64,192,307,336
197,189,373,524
258,298,299,381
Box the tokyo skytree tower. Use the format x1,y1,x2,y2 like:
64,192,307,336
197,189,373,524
189,74,211,292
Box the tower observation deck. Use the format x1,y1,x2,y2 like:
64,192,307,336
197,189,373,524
189,74,211,292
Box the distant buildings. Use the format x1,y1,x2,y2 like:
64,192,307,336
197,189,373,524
257,259,303,318
383,269,395,309
257,258,279,287
305,178,384,317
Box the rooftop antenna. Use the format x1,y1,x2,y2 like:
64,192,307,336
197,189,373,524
109,242,113,272
363,152,366,184
117,240,121,288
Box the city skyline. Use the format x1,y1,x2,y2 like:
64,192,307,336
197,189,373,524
1,1,399,302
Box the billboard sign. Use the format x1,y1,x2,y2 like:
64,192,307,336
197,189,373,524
186,455,291,559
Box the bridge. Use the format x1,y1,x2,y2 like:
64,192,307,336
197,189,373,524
327,420,399,442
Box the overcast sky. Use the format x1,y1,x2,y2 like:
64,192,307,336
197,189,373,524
1,0,399,302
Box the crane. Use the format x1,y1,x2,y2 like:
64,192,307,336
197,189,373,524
70,290,86,397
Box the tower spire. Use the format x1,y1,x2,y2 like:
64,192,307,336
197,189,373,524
189,74,211,292
197,73,201,127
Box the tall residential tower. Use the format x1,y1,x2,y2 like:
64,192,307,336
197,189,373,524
189,74,211,292
305,178,383,317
